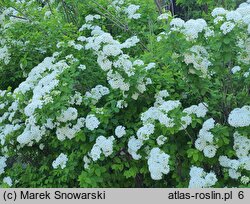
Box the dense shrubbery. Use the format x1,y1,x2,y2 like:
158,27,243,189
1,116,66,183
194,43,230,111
175,0,245,19
0,0,249,188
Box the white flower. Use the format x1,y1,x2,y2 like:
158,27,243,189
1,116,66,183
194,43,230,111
195,118,217,158
115,126,126,138
128,136,143,160
184,46,211,77
57,107,78,122
83,156,91,169
214,16,224,24
121,36,140,48
0,156,7,175
116,100,128,109
78,64,86,70
144,63,156,71
148,148,170,180
211,8,227,17
158,13,169,21
203,145,217,158
89,145,101,161
231,66,241,74
183,103,208,118
44,11,52,18
182,19,207,40
137,123,155,141
69,91,83,105
56,117,85,141
89,136,115,161
220,22,235,34
156,135,167,146
244,72,249,78
241,176,250,184
39,143,45,150
170,18,185,29
228,169,241,179
195,138,206,151
228,106,250,127
85,114,100,131
85,85,110,105
0,45,11,65
205,172,218,187
85,14,101,22
189,166,217,188
52,153,68,169
226,11,242,22
233,132,250,158
124,4,141,19
3,177,12,186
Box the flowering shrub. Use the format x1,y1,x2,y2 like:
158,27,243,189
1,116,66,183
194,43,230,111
0,0,249,188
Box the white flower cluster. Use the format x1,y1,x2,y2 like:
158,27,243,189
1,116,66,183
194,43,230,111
233,132,250,158
219,132,250,180
21,57,69,116
69,91,83,105
44,11,52,19
180,103,208,130
1,52,88,145
83,155,91,169
183,103,208,118
78,64,86,71
147,148,170,180
212,2,250,35
56,117,85,141
85,14,101,22
67,40,84,50
110,0,124,11
137,123,155,141
156,135,167,146
220,22,235,35
143,96,208,131
0,124,21,145
141,100,181,129
231,66,241,74
115,125,126,138
0,45,11,65
243,67,250,77
3,176,12,186
85,85,110,105
189,166,218,188
123,4,141,19
157,13,169,21
241,176,250,185
8,55,77,146
154,90,169,106
228,106,250,127
184,45,212,77
80,21,153,96
89,136,115,161
17,116,46,146
195,118,218,158
211,8,228,17
237,37,250,65
57,107,78,122
0,156,7,175
116,100,128,109
52,153,68,169
128,136,143,160
85,114,100,131
170,18,208,41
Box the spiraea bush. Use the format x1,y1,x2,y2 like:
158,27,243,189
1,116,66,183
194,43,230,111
0,0,249,187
